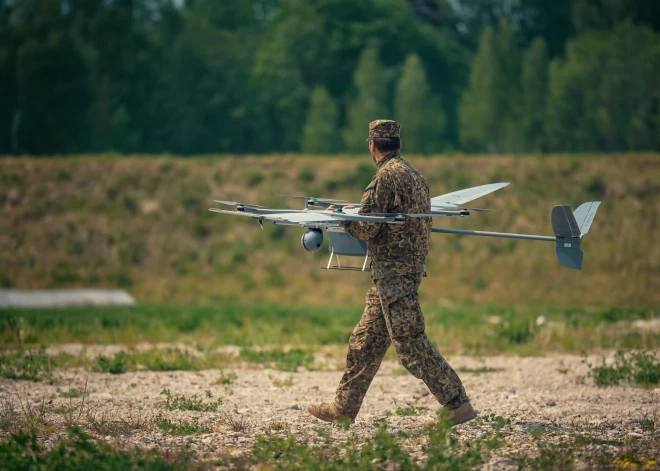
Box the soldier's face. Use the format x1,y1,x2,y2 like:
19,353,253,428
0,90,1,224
369,140,376,164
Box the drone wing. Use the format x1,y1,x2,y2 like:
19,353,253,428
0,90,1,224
431,182,509,209
209,208,404,227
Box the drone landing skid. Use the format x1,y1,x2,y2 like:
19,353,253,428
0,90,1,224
321,248,371,272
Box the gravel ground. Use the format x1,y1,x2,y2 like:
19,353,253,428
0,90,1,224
1,350,658,469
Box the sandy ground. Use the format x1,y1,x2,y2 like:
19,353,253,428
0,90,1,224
1,351,658,469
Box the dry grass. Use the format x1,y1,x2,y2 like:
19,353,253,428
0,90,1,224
0,154,658,306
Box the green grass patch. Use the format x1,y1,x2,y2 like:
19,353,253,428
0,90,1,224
0,427,197,470
459,366,505,375
155,414,210,436
94,348,234,374
587,351,660,387
393,397,429,417
0,347,57,383
159,389,222,412
239,348,315,372
1,304,656,356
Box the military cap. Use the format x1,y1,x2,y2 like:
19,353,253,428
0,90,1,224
367,119,400,139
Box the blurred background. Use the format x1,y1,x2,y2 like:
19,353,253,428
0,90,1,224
0,0,658,313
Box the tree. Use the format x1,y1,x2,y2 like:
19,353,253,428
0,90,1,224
301,86,340,154
395,54,445,153
545,22,660,152
343,46,389,152
520,37,548,152
458,19,522,153
458,25,499,152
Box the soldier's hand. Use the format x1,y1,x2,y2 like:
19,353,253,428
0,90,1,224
326,204,355,211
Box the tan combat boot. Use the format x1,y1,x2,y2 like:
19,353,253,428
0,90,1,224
426,401,477,427
307,403,354,424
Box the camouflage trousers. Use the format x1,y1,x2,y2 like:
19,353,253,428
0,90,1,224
334,274,469,418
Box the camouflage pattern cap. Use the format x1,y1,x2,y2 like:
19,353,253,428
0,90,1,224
368,119,400,139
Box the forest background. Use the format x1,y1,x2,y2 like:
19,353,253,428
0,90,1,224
2,0,660,156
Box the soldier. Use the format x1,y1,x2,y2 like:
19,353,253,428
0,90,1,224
307,120,476,426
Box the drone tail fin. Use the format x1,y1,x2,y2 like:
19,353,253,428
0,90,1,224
551,202,601,270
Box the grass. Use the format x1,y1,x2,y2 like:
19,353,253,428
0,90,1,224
1,303,656,356
239,347,315,372
459,366,505,375
0,427,198,470
155,414,210,435
586,351,660,387
1,155,658,307
215,370,237,390
393,397,429,417
271,375,295,388
159,389,222,412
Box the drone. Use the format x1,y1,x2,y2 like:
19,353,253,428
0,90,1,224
209,182,601,271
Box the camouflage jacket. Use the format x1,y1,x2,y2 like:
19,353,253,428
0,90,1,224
343,152,432,280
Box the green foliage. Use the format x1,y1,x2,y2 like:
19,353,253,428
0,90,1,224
520,37,549,152
155,414,210,436
215,370,238,389
393,397,429,416
0,427,195,470
459,367,504,375
95,351,133,375
239,348,315,372
1,304,656,356
298,167,316,183
301,87,340,154
587,351,660,387
159,389,222,412
459,19,523,153
343,46,389,152
546,23,660,152
0,347,56,383
395,55,446,153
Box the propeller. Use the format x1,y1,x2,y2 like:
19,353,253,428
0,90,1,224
213,200,265,208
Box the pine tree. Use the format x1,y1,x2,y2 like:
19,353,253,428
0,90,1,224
343,47,389,153
459,20,523,153
301,86,339,154
395,54,445,154
458,25,499,152
520,37,548,152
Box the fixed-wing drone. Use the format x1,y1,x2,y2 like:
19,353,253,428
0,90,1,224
210,183,601,271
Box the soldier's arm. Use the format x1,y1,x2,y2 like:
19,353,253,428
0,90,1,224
343,172,394,241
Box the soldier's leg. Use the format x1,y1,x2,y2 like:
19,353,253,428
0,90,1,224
377,276,469,407
333,285,391,418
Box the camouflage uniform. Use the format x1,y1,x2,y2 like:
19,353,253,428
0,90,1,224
333,120,469,419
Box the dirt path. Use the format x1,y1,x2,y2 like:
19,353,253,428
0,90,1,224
1,352,658,469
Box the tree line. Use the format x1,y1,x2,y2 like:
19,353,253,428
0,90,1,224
1,0,659,155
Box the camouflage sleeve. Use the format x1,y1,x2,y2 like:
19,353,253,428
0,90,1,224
343,172,394,241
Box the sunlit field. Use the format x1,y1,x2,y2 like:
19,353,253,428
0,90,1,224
1,154,658,469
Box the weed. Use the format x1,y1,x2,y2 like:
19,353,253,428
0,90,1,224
271,375,294,388
0,427,196,469
95,351,133,374
119,402,154,431
155,414,210,435
159,389,222,412
246,172,264,187
587,351,660,387
459,366,504,375
268,421,288,431
223,413,254,433
0,347,57,383
58,387,87,399
298,167,316,183
215,370,238,390
240,348,315,372
393,397,429,417
122,194,137,213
